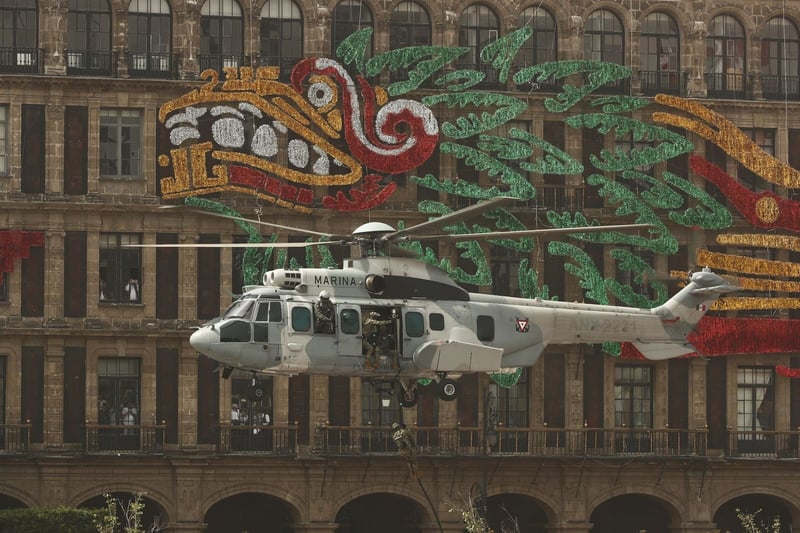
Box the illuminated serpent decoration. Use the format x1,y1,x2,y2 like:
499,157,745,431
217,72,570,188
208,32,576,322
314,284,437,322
157,60,439,213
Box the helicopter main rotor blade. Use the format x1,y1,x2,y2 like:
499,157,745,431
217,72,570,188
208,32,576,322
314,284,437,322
411,223,655,242
160,206,350,241
384,196,520,243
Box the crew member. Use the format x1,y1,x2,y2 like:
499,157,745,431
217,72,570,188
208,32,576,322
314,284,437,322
363,311,392,369
392,422,418,478
314,290,335,333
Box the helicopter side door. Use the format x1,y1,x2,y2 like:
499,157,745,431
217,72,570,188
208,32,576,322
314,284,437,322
251,298,283,365
402,306,426,364
336,305,362,364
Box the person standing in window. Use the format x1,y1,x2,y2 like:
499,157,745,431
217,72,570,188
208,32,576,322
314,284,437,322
121,400,138,435
125,276,139,302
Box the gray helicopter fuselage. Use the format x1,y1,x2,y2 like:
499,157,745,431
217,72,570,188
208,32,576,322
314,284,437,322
188,257,737,377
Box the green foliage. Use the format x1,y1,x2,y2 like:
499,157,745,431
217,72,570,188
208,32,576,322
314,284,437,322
93,493,163,533
736,508,782,533
0,506,98,533
335,27,372,74
366,46,468,96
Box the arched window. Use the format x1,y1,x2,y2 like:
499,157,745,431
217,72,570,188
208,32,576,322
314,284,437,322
331,0,373,58
0,0,38,73
200,0,244,72
390,1,431,48
260,0,303,80
128,0,172,78
389,1,431,82
706,14,746,98
458,4,500,85
584,9,624,64
640,12,680,95
583,9,625,92
516,6,556,66
516,6,557,90
67,0,112,75
761,17,800,100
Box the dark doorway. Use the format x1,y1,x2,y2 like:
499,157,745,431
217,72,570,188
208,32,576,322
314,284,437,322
714,494,792,533
0,494,26,510
80,492,167,531
205,493,295,533
486,493,548,533
336,493,426,533
590,494,671,533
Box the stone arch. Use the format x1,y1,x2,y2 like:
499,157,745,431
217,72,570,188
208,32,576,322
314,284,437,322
712,490,799,532
204,492,302,533
329,483,429,515
0,491,34,510
580,2,631,38
589,490,683,532
68,482,173,519
201,483,305,520
76,491,170,530
483,485,560,525
335,491,432,532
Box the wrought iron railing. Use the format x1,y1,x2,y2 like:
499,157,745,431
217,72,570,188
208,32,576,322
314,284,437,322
0,47,41,74
198,54,248,73
85,424,165,453
126,52,177,79
218,424,298,455
66,49,116,76
315,425,708,457
760,75,800,101
705,72,748,99
639,69,685,96
727,430,800,458
0,424,31,453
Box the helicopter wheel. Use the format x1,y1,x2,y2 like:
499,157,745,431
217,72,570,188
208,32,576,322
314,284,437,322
399,388,419,408
438,378,458,401
248,382,265,401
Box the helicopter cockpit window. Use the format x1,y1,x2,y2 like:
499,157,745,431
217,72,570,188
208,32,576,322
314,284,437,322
340,309,360,335
255,301,281,322
429,313,445,331
477,315,495,342
220,320,252,342
405,311,424,337
223,297,256,320
291,306,312,332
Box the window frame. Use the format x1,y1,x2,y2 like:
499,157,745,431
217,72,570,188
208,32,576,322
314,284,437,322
761,17,800,99
0,0,38,73
97,357,141,426
99,233,143,304
706,14,746,98
259,0,303,80
640,12,680,95
457,3,500,85
200,0,244,71
67,0,113,75
99,108,143,178
614,364,653,429
128,0,173,77
331,0,373,58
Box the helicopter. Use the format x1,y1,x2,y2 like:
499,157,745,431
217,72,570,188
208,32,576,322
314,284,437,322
145,196,738,407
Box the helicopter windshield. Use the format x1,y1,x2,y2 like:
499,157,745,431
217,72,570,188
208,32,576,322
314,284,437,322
222,296,256,320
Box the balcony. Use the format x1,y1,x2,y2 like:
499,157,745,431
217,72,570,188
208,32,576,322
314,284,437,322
66,50,116,77
127,52,177,79
315,425,708,458
705,71,748,100
218,424,298,455
255,56,301,82
760,74,800,101
0,48,41,74
85,424,165,453
727,430,800,458
639,69,685,96
0,424,31,453
199,54,248,73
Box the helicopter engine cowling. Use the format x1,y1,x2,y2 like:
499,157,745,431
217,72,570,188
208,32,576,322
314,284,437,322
263,269,303,288
365,274,385,295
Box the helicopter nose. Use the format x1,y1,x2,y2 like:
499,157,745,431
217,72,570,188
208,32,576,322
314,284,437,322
190,325,218,356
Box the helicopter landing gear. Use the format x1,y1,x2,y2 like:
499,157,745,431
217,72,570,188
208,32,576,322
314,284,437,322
436,376,458,401
247,374,265,401
397,379,419,407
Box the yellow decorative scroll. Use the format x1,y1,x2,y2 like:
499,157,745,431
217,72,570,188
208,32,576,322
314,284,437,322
653,94,800,188
696,249,800,278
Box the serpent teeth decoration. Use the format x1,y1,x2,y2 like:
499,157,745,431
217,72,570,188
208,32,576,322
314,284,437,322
157,61,439,212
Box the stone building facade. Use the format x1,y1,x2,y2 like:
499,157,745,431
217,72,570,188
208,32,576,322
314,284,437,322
1,0,800,531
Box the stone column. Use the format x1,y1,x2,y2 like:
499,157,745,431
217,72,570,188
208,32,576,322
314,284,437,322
179,339,199,449
44,338,65,448
177,1,202,79
42,0,68,75
173,460,210,529
293,523,339,533
45,103,65,199
685,21,707,98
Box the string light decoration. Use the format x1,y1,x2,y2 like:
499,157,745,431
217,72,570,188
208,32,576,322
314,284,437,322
479,27,533,83
696,249,800,278
365,46,469,96
422,92,527,139
776,365,800,378
654,95,800,188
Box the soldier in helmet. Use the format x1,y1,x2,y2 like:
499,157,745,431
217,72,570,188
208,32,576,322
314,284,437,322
362,310,392,369
392,422,418,478
314,290,335,334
